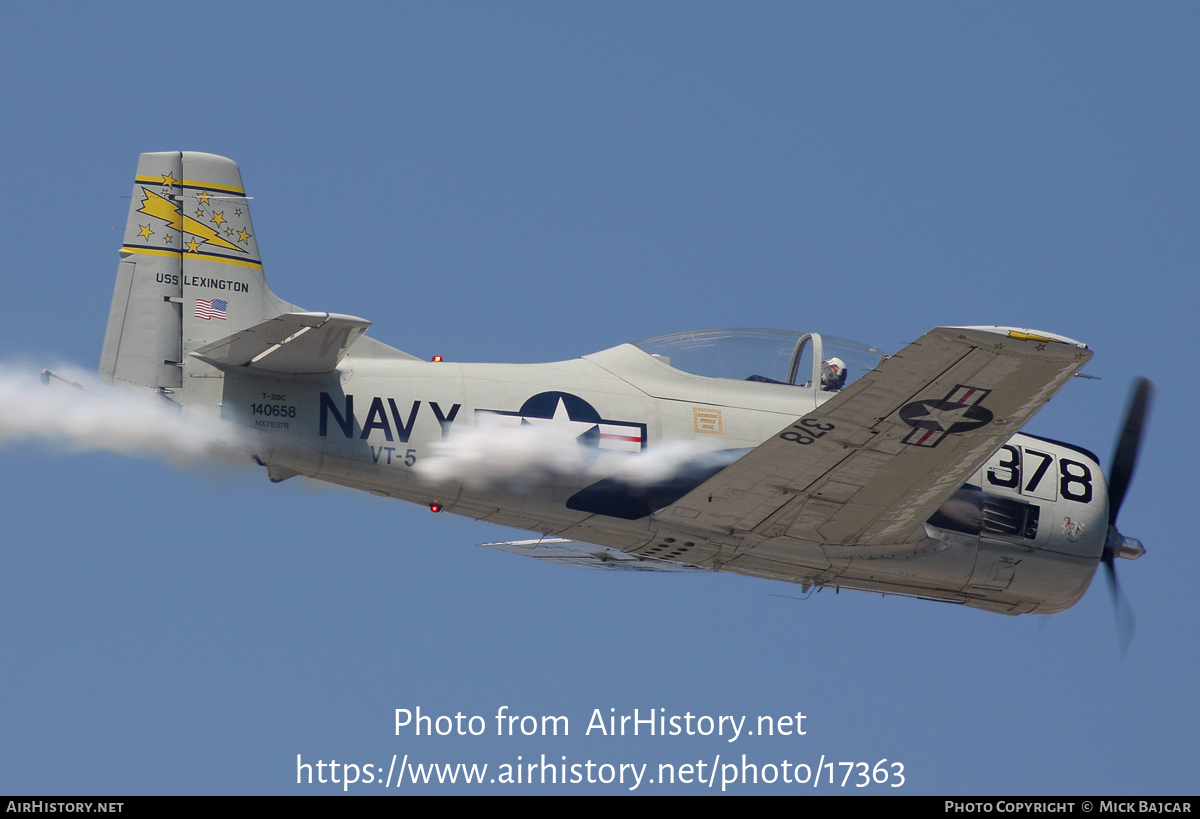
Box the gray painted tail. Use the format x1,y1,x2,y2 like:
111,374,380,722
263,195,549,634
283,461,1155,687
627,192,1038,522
100,152,299,408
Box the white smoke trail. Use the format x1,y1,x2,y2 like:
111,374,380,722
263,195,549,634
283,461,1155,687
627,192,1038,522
416,418,743,491
415,419,586,489
0,363,250,467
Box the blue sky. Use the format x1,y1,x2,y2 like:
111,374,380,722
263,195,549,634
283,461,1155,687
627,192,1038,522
0,3,1197,794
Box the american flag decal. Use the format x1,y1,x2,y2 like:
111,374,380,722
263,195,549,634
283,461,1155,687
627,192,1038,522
195,298,228,321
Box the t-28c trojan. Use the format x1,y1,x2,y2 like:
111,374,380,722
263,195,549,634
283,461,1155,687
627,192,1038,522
97,151,1151,621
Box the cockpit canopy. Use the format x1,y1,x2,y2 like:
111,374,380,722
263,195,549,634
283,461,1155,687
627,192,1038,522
632,328,888,390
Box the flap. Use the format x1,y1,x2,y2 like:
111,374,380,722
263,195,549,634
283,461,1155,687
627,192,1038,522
191,312,371,374
480,538,706,572
653,326,1092,547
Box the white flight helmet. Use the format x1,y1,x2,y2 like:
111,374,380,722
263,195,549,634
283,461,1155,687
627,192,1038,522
821,357,847,391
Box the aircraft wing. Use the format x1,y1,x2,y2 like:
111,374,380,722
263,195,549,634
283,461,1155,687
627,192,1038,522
191,312,371,374
653,326,1092,546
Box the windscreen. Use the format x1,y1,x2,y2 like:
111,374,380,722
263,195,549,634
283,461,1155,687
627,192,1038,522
633,329,886,388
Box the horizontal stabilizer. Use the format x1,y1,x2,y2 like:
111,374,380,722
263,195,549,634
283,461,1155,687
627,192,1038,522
191,312,370,374
480,538,706,572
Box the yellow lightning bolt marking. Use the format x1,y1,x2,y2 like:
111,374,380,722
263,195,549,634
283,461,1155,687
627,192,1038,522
136,187,246,253
210,211,226,228
138,187,183,230
198,190,211,205
138,224,153,240
1007,330,1060,343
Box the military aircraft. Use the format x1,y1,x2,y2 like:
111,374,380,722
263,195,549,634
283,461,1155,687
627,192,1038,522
98,151,1150,622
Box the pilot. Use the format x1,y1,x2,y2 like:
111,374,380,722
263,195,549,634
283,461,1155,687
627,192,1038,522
821,357,847,392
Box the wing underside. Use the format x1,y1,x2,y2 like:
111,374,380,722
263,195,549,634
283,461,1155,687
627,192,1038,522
480,538,707,572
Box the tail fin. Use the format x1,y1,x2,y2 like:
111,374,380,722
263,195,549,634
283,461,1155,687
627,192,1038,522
100,152,299,402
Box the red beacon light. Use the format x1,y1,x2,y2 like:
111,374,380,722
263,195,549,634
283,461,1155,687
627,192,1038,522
431,355,443,362
429,502,443,513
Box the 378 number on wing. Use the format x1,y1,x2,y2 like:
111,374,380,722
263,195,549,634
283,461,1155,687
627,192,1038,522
780,418,835,446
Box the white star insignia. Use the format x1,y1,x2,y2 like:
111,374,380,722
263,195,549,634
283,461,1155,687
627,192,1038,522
907,402,975,431
522,398,597,441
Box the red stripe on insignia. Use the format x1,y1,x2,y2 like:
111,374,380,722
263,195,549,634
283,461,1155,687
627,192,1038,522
916,429,935,445
958,389,976,403
600,433,642,442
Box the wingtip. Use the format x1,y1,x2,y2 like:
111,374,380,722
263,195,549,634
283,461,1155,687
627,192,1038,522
941,326,1091,360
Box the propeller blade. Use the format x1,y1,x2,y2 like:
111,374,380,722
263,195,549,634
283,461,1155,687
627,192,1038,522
1108,378,1153,526
1102,549,1136,656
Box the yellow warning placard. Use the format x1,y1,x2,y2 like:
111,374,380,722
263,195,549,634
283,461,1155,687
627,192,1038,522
693,407,723,435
